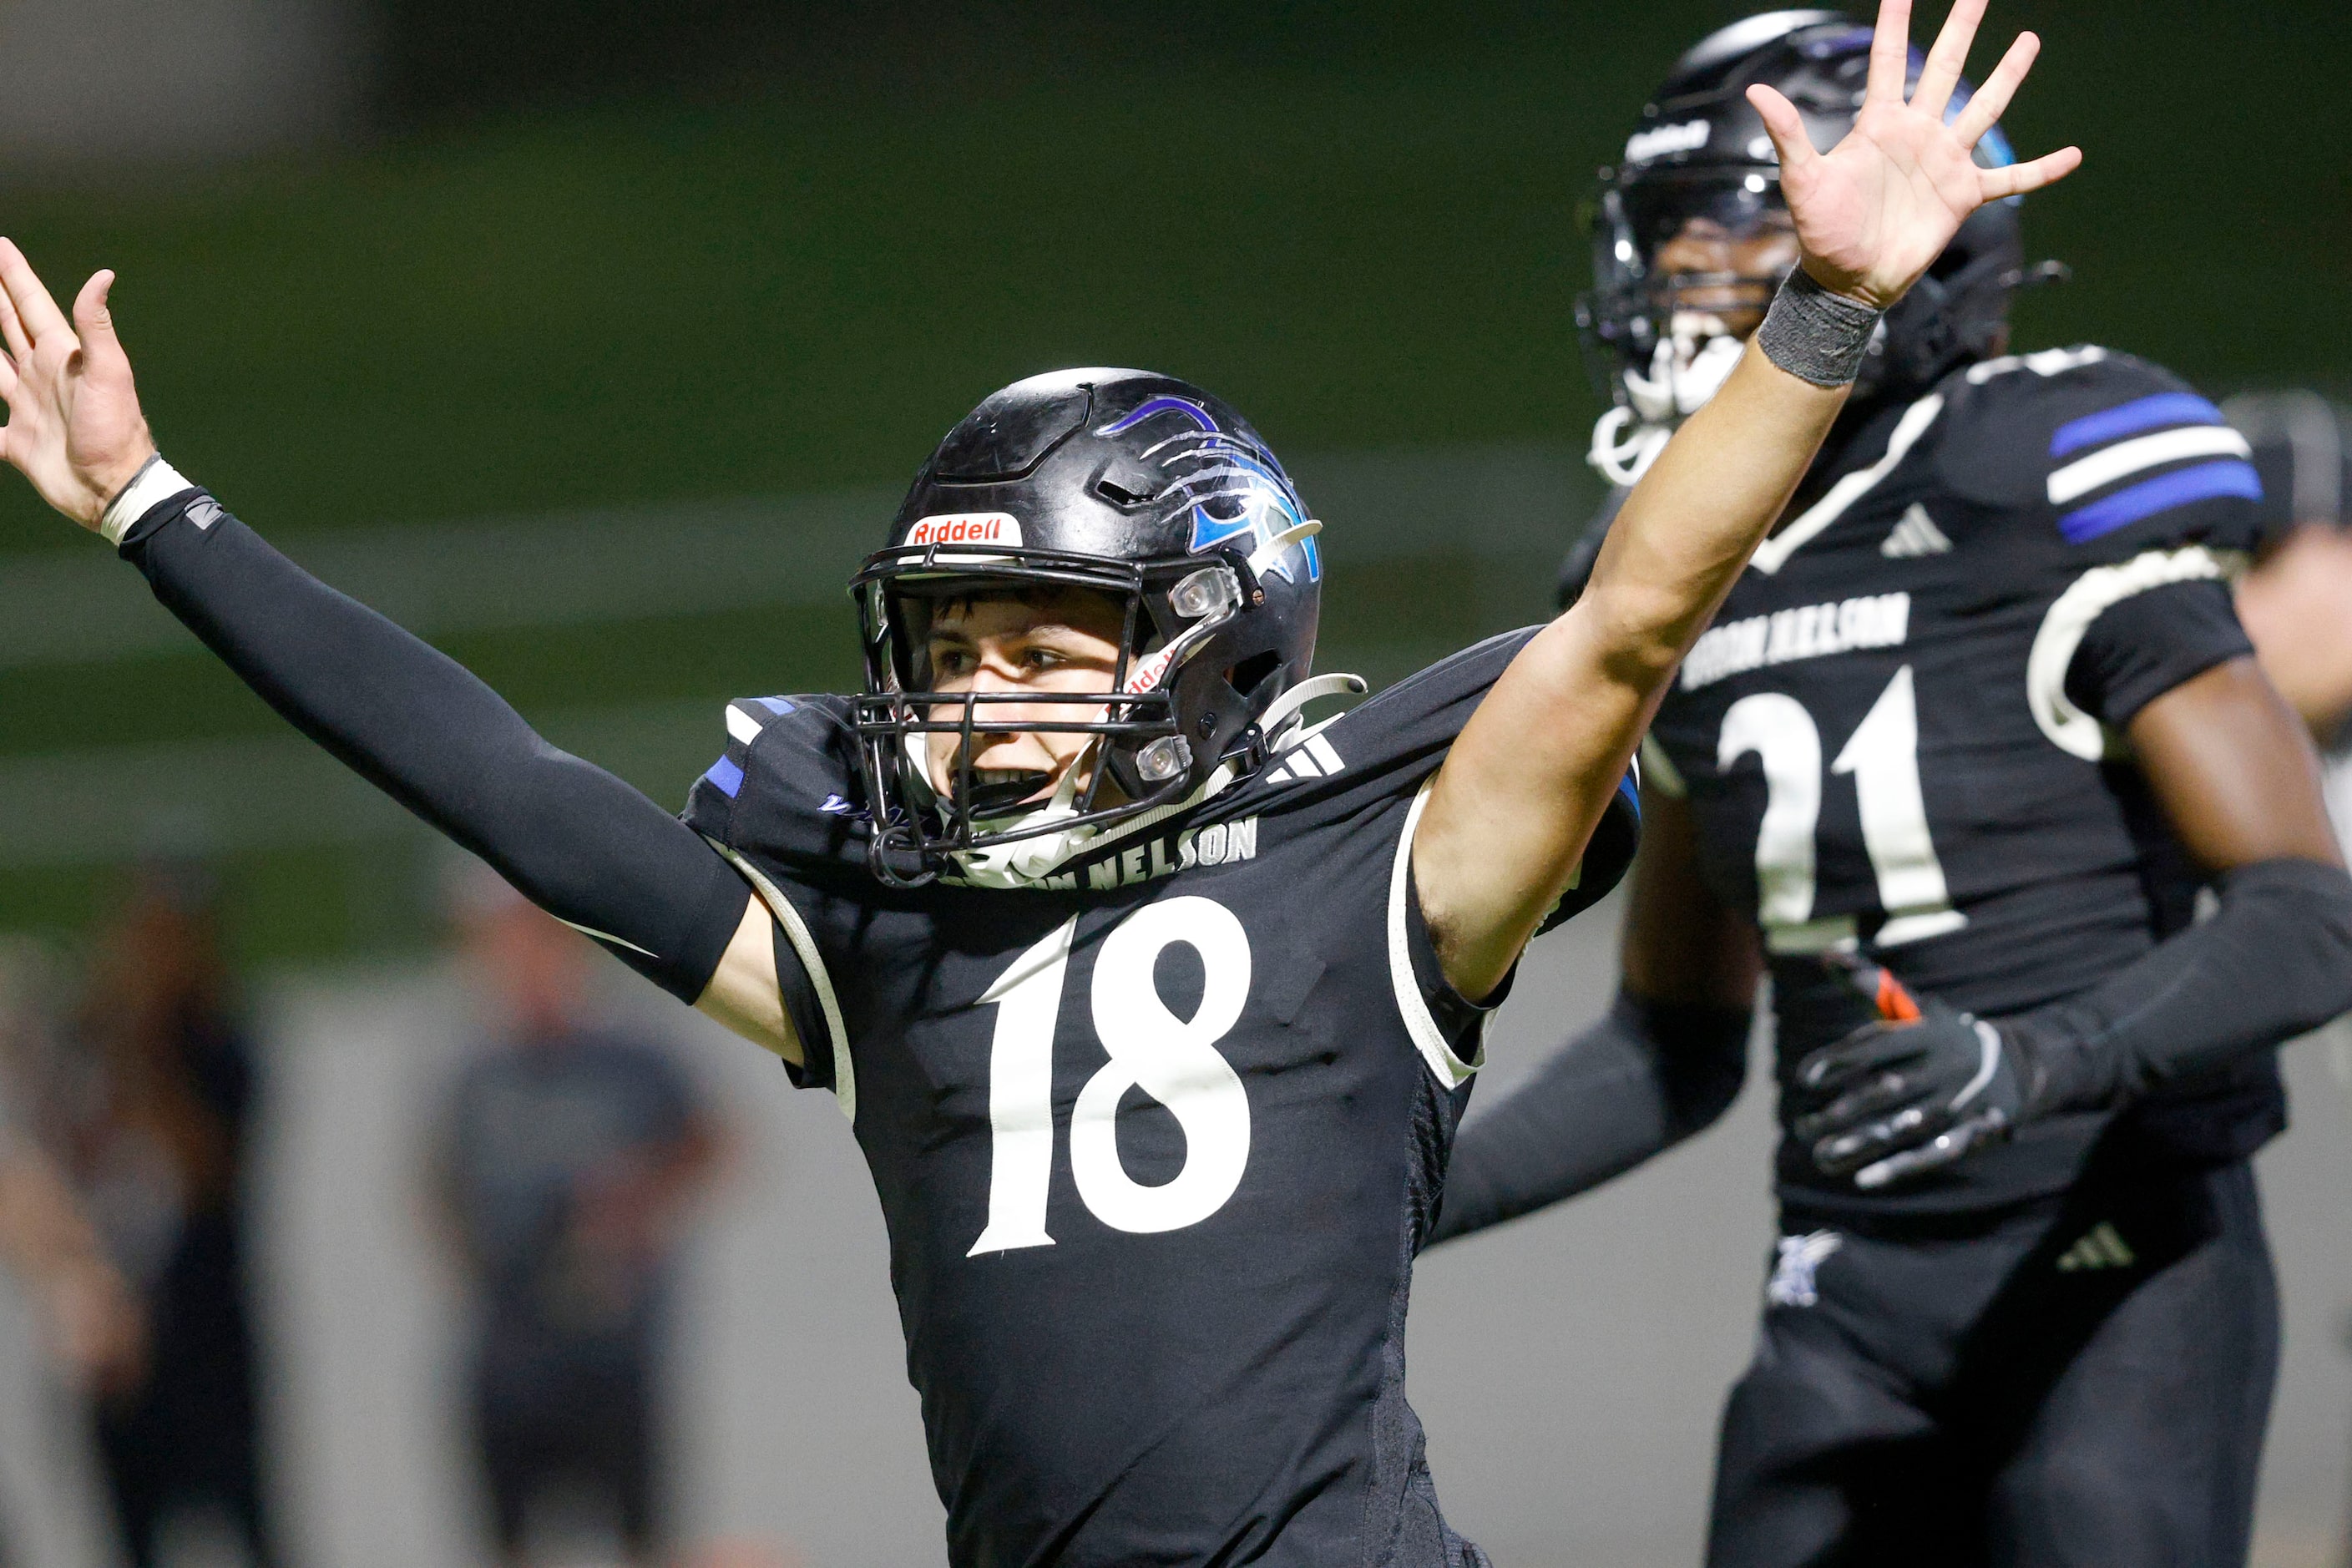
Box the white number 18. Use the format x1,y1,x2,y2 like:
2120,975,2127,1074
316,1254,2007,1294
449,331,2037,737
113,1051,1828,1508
968,897,1254,1257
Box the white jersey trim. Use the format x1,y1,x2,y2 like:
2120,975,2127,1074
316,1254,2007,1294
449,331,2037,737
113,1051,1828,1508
1639,733,1687,800
1388,777,1482,1089
706,837,857,1123
1750,394,1946,575
2024,544,2243,761
2046,424,2253,506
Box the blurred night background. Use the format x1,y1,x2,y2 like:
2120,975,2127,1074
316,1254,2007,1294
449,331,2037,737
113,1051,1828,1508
0,2,2347,1565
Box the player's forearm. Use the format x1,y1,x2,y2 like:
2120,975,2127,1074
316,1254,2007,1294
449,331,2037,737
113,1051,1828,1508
119,485,748,1001
1419,283,1874,996
1577,345,1850,686
2010,857,2352,1110
1427,992,1750,1245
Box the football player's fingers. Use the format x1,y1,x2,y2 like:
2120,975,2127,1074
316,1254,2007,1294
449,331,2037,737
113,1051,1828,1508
1789,1070,1916,1143
0,239,73,346
1794,1026,1921,1091
72,271,123,364
1864,0,1915,107
1813,1100,1951,1176
1980,145,2081,201
1949,29,2039,146
0,272,30,365
1909,0,1985,121
1853,1111,2003,1189
1745,85,1823,185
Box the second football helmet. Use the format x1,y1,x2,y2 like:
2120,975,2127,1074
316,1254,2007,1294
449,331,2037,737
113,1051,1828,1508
1581,9,2051,483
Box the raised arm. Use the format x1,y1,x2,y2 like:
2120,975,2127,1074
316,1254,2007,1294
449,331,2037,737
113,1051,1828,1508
1415,0,2078,998
1429,785,1758,1243
0,241,797,1060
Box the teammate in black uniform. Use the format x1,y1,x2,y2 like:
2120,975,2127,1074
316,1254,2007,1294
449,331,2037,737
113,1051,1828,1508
1431,13,2352,1566
0,3,2079,1557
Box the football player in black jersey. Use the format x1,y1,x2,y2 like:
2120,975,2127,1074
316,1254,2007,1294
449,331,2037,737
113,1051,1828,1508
0,2,2080,1558
1431,13,2352,1567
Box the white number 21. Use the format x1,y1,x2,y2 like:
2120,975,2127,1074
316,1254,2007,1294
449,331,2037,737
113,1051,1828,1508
1717,665,1966,953
968,897,1253,1257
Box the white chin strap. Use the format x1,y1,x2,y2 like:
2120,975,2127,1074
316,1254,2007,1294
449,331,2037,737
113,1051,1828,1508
953,743,1101,886
1589,316,1747,487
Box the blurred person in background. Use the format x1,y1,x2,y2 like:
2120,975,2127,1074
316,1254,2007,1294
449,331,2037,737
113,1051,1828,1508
1432,13,2352,1566
430,868,725,1568
0,938,145,1396
68,871,274,1568
0,941,145,1568
2218,392,2352,1568
2228,392,2352,824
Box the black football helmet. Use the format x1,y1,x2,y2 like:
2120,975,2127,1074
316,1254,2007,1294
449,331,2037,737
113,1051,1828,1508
851,369,1326,886
1580,10,2056,483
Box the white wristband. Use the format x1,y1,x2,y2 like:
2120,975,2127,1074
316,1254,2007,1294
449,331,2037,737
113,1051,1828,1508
99,454,197,546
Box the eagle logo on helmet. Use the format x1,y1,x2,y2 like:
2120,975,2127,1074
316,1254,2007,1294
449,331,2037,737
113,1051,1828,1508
1098,396,1323,585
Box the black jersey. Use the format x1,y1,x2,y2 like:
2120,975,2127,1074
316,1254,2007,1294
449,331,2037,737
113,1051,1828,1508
1633,346,2282,1218
681,630,1638,1567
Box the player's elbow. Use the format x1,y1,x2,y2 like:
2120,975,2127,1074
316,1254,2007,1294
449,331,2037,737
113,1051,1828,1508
1636,994,1753,1141
1663,1039,1748,1141
1562,580,1698,695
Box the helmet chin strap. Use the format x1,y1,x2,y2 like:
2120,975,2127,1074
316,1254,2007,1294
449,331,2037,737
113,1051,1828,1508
954,745,1102,884
1591,315,1748,487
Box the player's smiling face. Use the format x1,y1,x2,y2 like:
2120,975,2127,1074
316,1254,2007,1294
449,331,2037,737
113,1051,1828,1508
1655,209,1801,339
923,588,1131,809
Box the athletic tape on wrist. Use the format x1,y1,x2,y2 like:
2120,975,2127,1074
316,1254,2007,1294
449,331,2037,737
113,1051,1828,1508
99,454,195,546
1755,270,1884,388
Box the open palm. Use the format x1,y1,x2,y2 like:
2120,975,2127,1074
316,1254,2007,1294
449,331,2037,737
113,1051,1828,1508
0,240,155,530
1754,0,2080,310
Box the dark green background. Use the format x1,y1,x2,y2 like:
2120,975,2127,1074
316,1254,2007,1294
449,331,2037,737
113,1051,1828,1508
2,0,2344,959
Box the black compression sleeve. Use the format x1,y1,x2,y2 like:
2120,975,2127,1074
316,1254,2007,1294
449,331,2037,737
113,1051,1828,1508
119,491,749,1002
1429,992,1749,1246
2013,857,2352,1109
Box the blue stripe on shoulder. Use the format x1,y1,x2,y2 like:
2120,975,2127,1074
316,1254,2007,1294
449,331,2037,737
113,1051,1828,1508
2057,459,2263,544
756,696,796,716
703,755,745,798
2050,392,2223,458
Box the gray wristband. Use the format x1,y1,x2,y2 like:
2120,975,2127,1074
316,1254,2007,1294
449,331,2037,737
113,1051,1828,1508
1755,269,1884,387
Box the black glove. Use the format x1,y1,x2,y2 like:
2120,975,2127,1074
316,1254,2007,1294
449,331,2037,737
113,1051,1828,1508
1788,953,2044,1190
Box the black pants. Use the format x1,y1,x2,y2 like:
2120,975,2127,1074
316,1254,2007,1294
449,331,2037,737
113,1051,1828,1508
97,1217,274,1568
472,1350,658,1558
1708,1157,2278,1568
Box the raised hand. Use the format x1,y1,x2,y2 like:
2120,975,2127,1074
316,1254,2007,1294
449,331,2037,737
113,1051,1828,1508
1751,0,2080,310
0,239,157,530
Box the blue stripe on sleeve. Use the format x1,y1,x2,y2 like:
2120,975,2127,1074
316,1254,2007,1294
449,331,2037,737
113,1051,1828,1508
2049,392,2224,458
2057,459,2263,544
703,755,745,798
757,696,796,716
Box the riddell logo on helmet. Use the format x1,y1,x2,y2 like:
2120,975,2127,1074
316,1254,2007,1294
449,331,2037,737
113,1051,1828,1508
908,513,1024,546
1625,119,1712,164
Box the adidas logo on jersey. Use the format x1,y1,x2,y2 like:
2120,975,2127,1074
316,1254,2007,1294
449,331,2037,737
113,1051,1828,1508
2055,1221,2137,1272
1264,732,1345,787
1880,503,1953,559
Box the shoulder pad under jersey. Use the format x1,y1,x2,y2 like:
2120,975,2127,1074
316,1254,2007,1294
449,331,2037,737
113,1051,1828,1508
1929,346,2268,562
680,693,870,876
